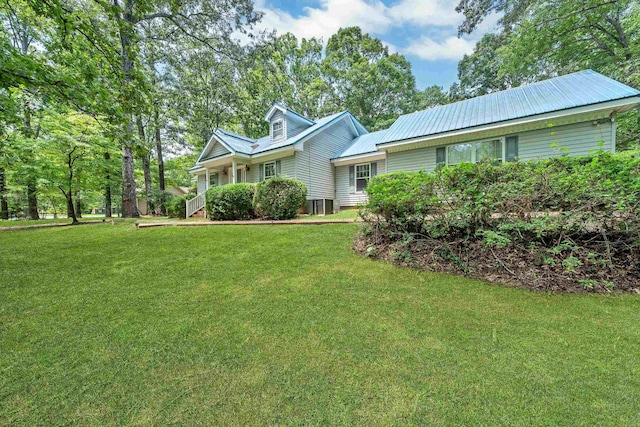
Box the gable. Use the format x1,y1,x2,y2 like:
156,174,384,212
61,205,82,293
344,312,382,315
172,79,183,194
199,139,231,162
299,115,361,155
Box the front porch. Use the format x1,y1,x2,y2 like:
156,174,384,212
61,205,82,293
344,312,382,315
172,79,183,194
187,156,254,218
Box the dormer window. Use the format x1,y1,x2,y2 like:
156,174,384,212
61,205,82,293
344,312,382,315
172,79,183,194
271,119,284,141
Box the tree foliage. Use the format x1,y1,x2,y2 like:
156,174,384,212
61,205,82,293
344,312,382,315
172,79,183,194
455,0,640,148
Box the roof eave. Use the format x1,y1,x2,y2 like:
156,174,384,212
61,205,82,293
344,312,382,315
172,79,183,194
331,151,386,166
378,96,640,151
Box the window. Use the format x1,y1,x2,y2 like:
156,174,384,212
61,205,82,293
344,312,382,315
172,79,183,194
355,163,371,192
209,172,219,187
447,143,473,165
445,139,505,166
236,168,244,183
264,161,276,180
272,120,284,140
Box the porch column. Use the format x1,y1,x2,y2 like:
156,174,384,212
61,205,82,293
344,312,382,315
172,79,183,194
232,159,237,184
205,168,210,191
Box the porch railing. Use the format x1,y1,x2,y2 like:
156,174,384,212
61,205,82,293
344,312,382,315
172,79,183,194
186,193,205,218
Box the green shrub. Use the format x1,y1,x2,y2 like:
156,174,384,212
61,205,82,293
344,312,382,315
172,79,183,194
166,194,195,218
206,183,256,220
360,151,640,291
148,190,173,215
365,151,640,241
253,177,307,220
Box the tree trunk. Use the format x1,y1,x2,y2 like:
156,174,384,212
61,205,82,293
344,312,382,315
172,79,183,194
121,142,138,217
142,153,152,213
155,110,165,191
64,191,78,224
27,179,39,219
104,152,112,218
154,109,166,216
137,117,152,212
117,0,139,218
23,108,39,220
74,170,82,218
0,167,8,220
75,192,82,218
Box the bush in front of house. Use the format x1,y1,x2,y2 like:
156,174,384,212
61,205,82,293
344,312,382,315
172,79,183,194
166,194,195,218
206,183,256,220
253,177,307,220
358,150,640,293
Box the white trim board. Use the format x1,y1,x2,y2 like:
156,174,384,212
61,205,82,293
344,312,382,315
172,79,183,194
331,152,385,166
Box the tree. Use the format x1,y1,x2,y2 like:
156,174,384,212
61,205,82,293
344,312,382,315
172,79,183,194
323,27,418,130
416,85,454,110
40,109,112,223
455,0,640,148
28,0,261,217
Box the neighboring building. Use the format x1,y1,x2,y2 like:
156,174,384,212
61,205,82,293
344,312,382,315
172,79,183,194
166,187,190,197
188,70,640,217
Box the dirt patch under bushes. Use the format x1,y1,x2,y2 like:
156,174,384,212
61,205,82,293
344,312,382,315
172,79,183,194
354,231,640,293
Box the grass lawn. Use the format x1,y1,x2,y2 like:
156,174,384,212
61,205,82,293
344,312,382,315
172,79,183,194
301,208,359,221
1,223,639,425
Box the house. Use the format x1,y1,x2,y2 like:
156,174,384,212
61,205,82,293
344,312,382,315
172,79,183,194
166,187,190,197
188,70,640,217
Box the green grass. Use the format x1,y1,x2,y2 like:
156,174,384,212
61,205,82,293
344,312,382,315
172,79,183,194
300,208,359,220
1,223,639,425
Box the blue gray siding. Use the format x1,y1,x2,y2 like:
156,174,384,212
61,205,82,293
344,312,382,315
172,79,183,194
335,160,386,207
386,120,613,173
517,120,613,160
202,141,230,160
294,119,357,200
250,155,296,182
386,146,437,173
270,111,286,142
270,110,311,141
197,174,206,194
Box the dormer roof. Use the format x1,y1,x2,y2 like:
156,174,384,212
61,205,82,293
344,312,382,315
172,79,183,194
264,102,315,125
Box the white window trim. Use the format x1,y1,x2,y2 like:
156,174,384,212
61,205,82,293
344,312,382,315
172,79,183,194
271,119,285,142
445,137,506,166
354,162,371,194
264,161,277,180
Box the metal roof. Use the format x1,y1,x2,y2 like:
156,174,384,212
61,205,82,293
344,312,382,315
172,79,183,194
379,70,640,145
334,129,388,159
265,102,316,125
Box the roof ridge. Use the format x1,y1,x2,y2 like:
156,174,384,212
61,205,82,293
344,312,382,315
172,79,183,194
216,128,256,144
403,70,603,119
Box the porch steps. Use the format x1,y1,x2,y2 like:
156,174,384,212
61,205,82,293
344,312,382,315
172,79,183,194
190,208,205,218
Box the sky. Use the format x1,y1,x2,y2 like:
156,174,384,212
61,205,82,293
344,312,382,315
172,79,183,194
249,0,501,90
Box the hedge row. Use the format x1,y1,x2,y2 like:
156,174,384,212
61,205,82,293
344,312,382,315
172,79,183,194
205,177,307,220
359,151,640,292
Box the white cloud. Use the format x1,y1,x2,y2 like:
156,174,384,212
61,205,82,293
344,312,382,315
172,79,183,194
250,1,502,62
254,0,392,42
387,0,462,27
403,11,503,61
405,36,476,60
